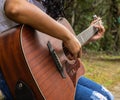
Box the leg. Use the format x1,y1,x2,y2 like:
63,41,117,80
77,76,114,100
75,84,108,100
0,70,13,100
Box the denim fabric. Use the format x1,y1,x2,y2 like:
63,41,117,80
75,76,114,100
0,70,13,100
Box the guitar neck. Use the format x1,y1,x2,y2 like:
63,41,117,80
77,21,100,45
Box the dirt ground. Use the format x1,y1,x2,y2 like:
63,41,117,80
111,84,120,100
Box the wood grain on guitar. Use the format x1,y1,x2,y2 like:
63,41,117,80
0,17,100,100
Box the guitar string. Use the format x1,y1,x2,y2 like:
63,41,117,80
63,21,100,55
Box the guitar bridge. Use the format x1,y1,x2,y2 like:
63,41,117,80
47,41,66,78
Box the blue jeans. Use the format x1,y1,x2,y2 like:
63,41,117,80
75,76,114,100
0,70,13,100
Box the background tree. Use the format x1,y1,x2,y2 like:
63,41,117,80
64,0,120,54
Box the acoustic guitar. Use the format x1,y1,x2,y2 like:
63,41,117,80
0,17,100,100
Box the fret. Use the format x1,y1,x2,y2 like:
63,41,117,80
77,21,100,45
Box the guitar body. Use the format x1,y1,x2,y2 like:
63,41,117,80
0,18,85,100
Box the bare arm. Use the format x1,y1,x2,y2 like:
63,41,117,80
5,0,72,41
5,0,81,58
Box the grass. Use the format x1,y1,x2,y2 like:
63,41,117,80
81,51,120,91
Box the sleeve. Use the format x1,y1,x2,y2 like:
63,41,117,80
0,0,6,13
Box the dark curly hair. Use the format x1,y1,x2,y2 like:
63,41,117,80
42,0,65,20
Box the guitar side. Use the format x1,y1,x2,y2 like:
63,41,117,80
0,26,44,100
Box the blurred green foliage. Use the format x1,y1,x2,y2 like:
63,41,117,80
64,0,120,54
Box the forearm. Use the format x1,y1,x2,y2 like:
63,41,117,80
5,0,73,42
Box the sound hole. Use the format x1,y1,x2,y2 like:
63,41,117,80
62,43,74,60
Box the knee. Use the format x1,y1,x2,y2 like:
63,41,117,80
108,93,114,100
91,91,107,100
101,86,114,100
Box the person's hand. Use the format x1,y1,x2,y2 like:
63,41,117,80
89,17,105,42
63,36,81,60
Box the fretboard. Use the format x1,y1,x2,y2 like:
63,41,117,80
77,21,100,45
